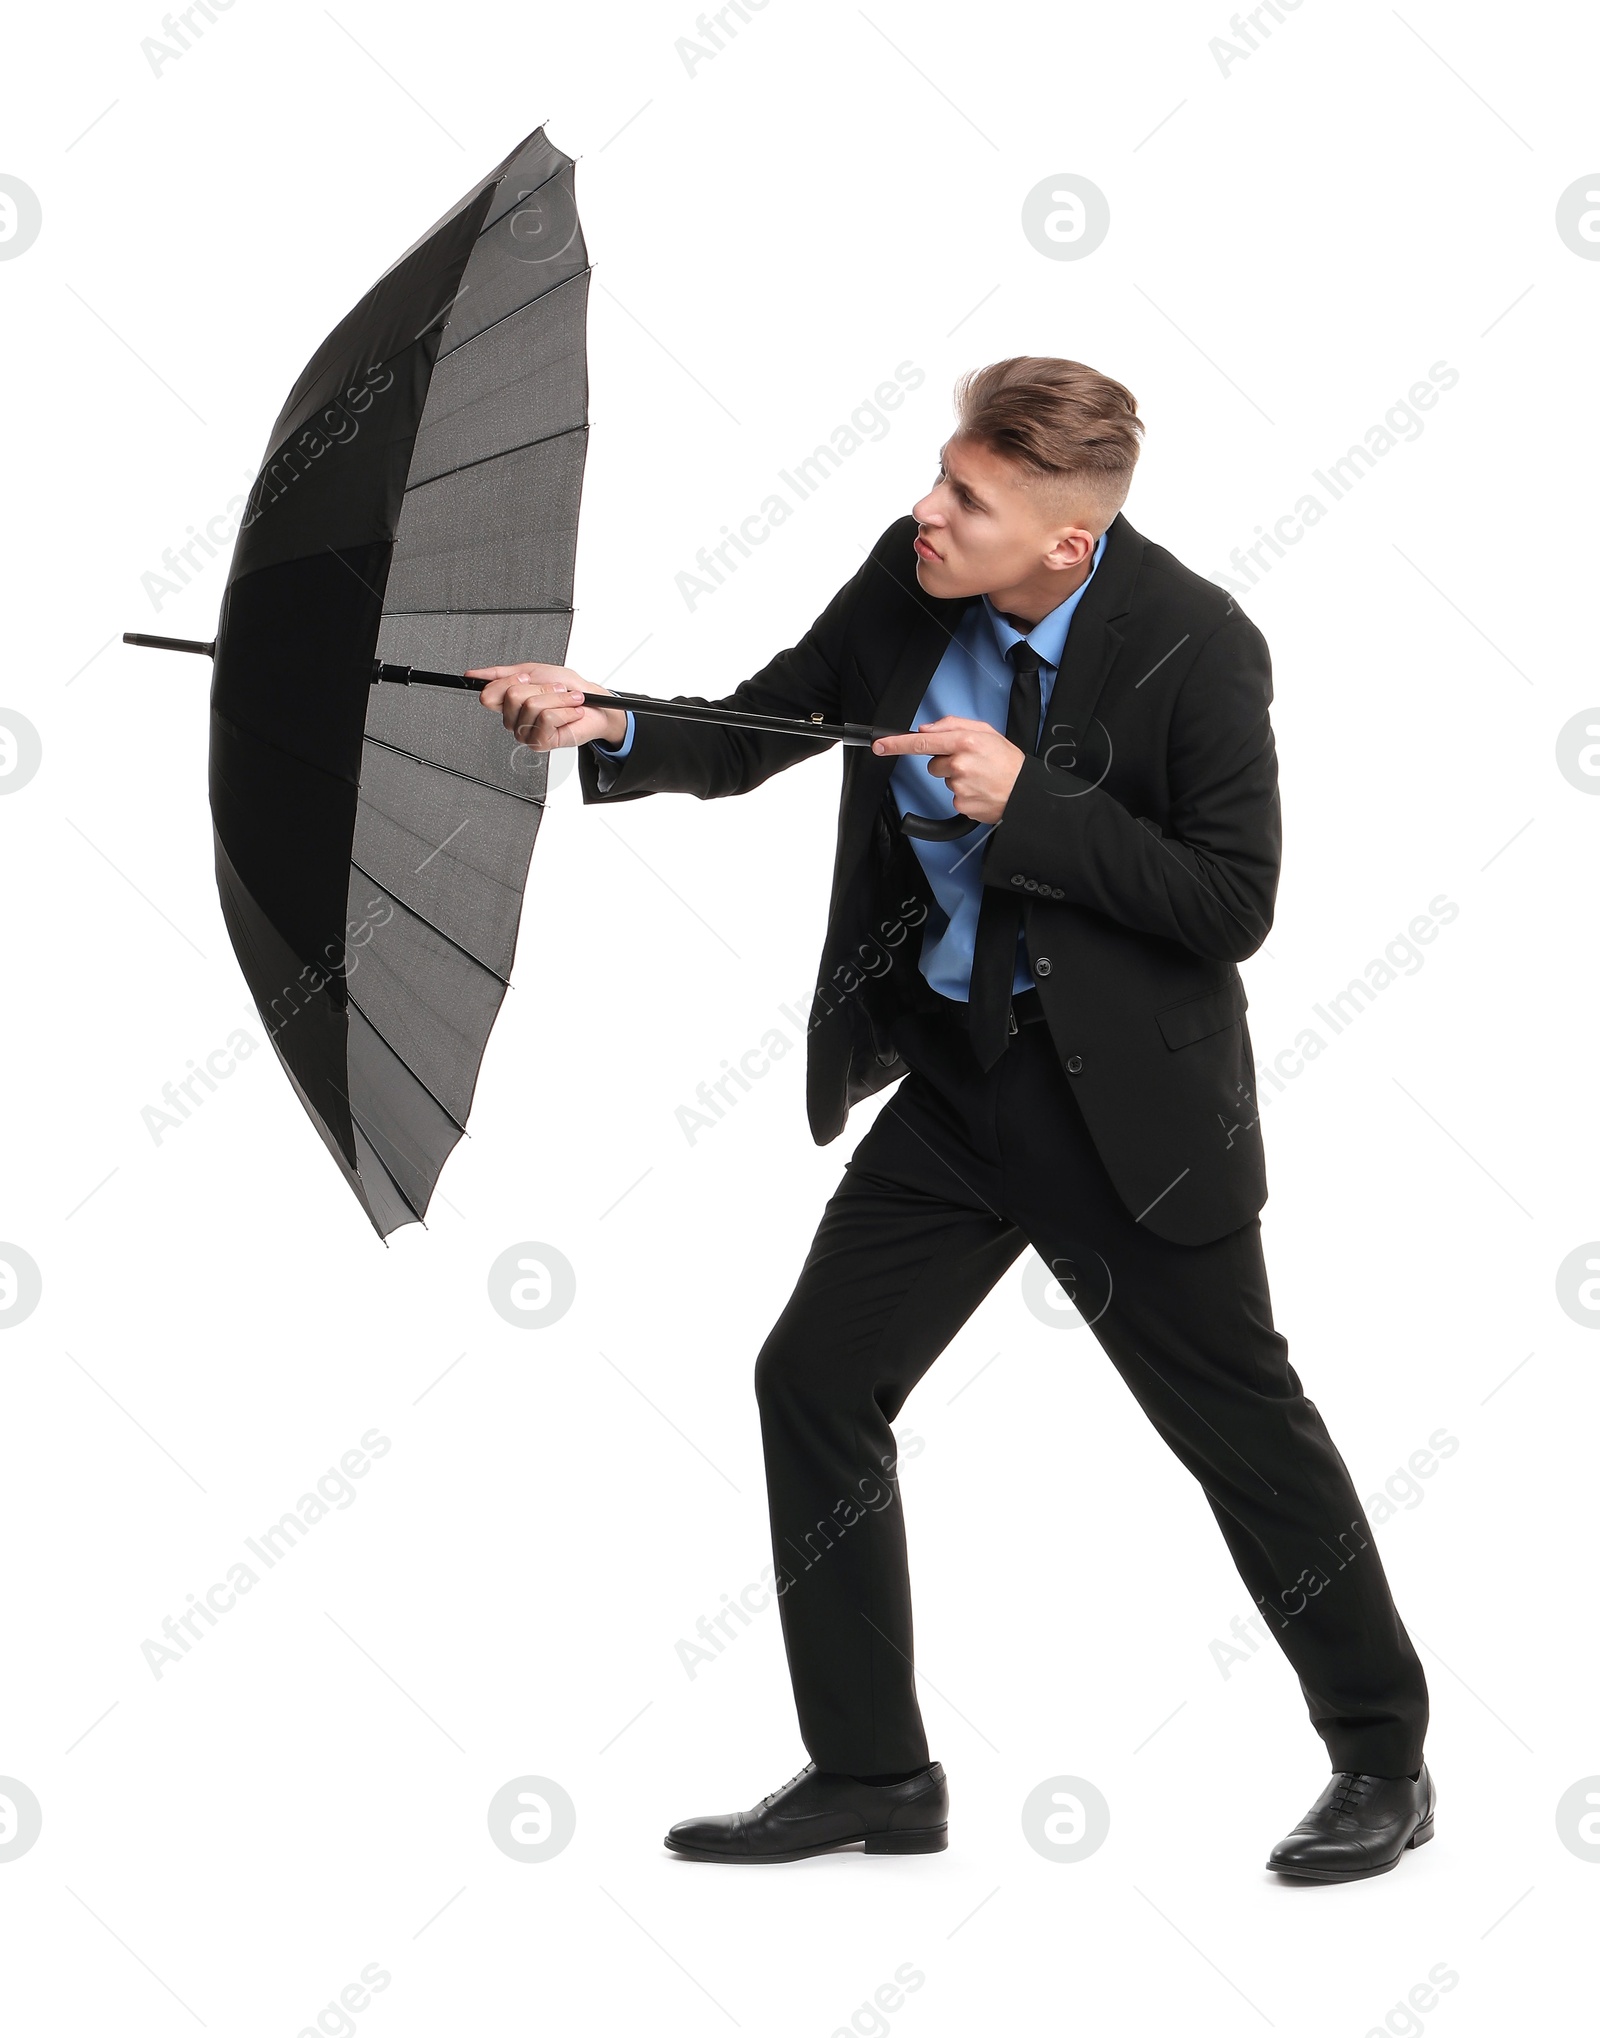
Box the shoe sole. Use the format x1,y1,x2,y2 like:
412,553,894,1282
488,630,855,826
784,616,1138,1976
1266,1813,1434,1882
664,1825,949,1864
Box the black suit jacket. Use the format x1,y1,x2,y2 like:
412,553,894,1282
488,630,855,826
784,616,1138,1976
578,511,1280,1246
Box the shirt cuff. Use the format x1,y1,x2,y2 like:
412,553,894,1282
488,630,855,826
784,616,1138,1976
590,710,636,760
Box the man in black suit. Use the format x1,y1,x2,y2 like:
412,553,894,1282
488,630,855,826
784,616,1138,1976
475,357,1433,1880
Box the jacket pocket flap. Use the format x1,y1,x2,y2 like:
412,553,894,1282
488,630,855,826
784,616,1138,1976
1156,979,1248,1050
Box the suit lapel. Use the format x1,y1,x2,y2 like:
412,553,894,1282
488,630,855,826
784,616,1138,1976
836,578,968,871
1033,511,1145,772
872,591,968,737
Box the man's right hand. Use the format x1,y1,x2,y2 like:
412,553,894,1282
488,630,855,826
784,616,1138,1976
470,663,630,752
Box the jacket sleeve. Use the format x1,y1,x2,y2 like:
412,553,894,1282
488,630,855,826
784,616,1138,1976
578,544,878,807
980,609,1281,962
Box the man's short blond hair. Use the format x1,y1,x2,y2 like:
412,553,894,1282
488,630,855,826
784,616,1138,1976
953,356,1144,532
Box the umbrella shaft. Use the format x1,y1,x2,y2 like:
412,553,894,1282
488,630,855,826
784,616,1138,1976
590,691,885,747
372,662,889,748
120,642,893,748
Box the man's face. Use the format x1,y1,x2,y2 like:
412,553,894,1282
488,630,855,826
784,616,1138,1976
910,436,1096,605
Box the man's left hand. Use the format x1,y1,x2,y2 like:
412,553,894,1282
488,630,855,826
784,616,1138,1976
872,717,1026,826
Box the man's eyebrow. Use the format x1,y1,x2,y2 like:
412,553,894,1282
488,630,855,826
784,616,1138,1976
938,457,988,509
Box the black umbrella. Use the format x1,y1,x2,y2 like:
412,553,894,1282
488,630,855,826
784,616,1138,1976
126,125,893,1236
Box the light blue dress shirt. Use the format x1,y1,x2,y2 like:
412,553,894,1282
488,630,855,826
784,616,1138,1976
891,528,1105,1001
593,530,1107,1002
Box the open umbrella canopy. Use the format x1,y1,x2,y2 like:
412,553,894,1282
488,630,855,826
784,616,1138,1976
202,126,589,1236
126,123,903,1236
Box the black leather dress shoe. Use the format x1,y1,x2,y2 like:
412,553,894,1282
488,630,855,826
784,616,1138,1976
1267,1762,1436,1881
664,1761,948,1862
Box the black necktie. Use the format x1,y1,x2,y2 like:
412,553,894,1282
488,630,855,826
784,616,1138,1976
967,639,1045,1069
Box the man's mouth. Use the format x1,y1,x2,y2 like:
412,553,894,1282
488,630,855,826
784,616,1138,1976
913,532,942,562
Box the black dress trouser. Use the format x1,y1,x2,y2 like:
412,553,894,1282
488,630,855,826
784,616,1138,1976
753,994,1429,1780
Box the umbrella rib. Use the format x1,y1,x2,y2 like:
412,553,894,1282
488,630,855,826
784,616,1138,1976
405,420,588,494
337,1096,429,1229
360,729,547,806
344,987,471,1137
347,854,512,986
311,1057,431,1229
476,153,576,234
436,259,592,363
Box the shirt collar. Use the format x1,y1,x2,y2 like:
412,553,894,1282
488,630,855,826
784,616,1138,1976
980,525,1107,673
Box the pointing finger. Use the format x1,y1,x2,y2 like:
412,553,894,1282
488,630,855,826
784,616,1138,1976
872,730,965,756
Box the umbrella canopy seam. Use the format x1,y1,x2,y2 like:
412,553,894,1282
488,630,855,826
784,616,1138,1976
359,729,546,809
347,853,515,987
333,1088,428,1226
436,258,593,365
343,988,472,1136
404,420,590,496
379,605,574,618
471,150,579,239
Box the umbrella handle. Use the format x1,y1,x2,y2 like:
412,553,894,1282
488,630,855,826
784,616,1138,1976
123,633,215,656
898,809,981,840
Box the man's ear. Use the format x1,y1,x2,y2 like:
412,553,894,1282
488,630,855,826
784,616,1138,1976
1045,526,1095,571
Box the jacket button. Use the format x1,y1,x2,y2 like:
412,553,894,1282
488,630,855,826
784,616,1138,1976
1010,873,1025,887
1034,957,1052,978
1051,887,1064,899
1066,1054,1083,1074
1024,878,1039,892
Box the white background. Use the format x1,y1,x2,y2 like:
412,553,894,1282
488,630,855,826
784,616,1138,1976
3,0,1598,2031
